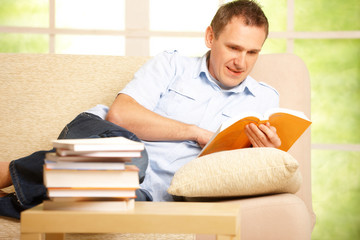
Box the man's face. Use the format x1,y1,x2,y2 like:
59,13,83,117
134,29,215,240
205,17,267,88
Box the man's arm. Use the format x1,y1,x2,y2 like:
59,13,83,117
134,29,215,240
106,94,213,148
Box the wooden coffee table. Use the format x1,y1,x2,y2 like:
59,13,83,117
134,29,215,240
20,201,240,240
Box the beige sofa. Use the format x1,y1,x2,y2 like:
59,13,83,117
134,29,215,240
0,53,315,240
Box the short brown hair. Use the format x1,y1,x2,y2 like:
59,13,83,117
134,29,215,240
210,0,269,39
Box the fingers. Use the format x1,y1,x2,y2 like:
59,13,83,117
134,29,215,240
245,122,281,148
258,123,281,147
245,123,265,147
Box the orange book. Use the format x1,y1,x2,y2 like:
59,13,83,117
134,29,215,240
199,108,312,157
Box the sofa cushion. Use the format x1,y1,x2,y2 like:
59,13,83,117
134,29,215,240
168,148,302,197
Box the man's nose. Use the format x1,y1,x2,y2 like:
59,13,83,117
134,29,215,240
234,52,246,69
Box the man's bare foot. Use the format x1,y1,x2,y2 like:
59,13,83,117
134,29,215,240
0,161,12,189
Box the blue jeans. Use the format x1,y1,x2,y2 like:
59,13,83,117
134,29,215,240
0,112,151,219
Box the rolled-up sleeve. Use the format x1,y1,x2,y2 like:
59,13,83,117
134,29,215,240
120,51,178,111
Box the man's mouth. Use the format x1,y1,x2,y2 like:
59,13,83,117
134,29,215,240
227,66,244,75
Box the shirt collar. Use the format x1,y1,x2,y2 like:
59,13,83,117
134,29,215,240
193,51,258,96
193,51,209,79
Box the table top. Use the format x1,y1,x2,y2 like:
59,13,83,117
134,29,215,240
21,201,241,235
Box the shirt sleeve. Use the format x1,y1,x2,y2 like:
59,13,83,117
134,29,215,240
258,81,280,110
120,51,178,111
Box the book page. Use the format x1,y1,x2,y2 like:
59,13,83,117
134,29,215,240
220,111,264,131
265,107,310,121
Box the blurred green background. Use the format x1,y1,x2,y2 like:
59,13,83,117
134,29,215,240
0,0,359,239
264,1,360,239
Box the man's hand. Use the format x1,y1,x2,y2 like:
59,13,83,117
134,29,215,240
190,125,214,148
245,122,281,148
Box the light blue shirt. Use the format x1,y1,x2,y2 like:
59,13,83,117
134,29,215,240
87,51,279,201
118,50,279,201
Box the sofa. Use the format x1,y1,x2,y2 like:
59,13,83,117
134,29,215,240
0,53,315,240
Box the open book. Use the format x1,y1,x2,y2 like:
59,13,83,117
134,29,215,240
199,108,312,157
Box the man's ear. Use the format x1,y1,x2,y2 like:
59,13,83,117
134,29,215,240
205,26,214,48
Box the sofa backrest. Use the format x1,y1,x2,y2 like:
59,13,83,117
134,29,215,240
0,54,148,159
0,53,313,220
251,54,313,222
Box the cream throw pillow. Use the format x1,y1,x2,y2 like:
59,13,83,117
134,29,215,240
168,148,302,197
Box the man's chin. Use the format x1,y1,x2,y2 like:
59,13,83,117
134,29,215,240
223,78,246,88
218,81,242,89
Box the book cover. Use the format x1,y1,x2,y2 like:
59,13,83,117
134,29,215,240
199,107,311,157
52,136,144,152
44,159,126,170
47,188,137,198
46,152,132,163
43,165,140,188
55,149,141,158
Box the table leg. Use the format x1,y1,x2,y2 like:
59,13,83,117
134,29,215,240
20,233,42,240
216,234,239,240
20,233,65,240
45,233,65,240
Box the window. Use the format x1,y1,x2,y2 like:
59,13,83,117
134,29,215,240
1,0,359,238
0,0,126,55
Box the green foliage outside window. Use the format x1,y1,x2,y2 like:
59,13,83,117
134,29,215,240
260,0,287,32
312,151,360,239
0,33,48,53
295,39,360,144
0,0,48,27
0,0,48,53
292,0,360,239
261,39,287,54
295,0,360,31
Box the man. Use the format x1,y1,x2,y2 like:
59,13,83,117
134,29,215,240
105,0,280,201
0,0,280,218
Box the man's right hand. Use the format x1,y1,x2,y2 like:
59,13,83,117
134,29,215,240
190,125,214,148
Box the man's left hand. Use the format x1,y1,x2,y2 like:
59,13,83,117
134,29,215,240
245,122,281,148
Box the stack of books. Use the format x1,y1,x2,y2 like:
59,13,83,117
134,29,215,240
43,137,144,212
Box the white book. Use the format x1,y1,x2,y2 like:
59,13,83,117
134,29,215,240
46,152,132,163
44,159,126,170
44,165,140,188
56,149,141,158
47,188,137,198
52,137,144,152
